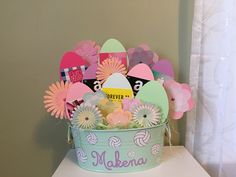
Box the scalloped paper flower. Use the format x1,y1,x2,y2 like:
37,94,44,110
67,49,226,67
122,98,141,111
71,103,103,129
43,81,71,119
128,44,159,69
139,44,159,63
97,98,122,117
74,40,100,65
132,103,161,127
164,79,194,119
96,57,127,83
83,91,106,106
107,108,132,127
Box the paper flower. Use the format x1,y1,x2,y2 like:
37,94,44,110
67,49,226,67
132,103,161,127
96,57,127,83
74,40,100,65
43,81,71,119
97,98,122,117
107,108,132,127
71,103,103,129
164,79,194,119
122,98,141,111
139,44,159,63
128,44,159,70
83,91,106,106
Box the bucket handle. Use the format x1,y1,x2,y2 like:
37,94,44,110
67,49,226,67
67,123,73,145
165,120,172,146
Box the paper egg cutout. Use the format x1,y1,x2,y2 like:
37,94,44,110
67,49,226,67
127,63,154,81
100,39,126,53
136,81,169,122
152,59,174,79
59,51,87,83
102,73,134,102
103,73,132,89
127,63,154,95
99,38,128,67
65,82,93,118
83,79,102,92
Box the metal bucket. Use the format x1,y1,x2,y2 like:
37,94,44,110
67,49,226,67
71,123,166,173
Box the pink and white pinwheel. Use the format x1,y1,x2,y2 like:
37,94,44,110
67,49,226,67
164,79,194,119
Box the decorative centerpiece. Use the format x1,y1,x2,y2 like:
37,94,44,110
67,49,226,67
43,38,194,173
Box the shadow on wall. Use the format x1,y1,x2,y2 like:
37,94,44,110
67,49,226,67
178,0,194,145
34,114,70,173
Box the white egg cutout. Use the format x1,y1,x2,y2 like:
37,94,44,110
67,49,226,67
102,73,134,102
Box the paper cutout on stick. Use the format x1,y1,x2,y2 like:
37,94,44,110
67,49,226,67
127,63,154,95
83,91,106,106
83,79,102,92
83,64,97,80
43,81,71,119
73,40,100,65
136,81,169,122
164,79,194,119
59,51,87,83
96,57,127,84
127,45,156,70
99,39,128,67
82,64,102,92
102,73,133,102
127,63,154,80
65,82,93,118
152,59,174,79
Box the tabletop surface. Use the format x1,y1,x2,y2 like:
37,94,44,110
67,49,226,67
52,146,210,177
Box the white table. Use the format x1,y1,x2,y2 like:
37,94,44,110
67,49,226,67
52,146,210,177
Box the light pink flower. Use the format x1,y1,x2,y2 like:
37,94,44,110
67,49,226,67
74,40,100,65
122,98,141,111
164,80,194,119
107,109,132,127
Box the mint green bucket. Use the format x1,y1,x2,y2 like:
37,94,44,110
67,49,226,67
71,123,166,173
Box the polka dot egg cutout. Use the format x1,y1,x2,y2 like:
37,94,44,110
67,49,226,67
135,81,169,123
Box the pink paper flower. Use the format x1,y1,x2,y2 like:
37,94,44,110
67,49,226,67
122,98,141,111
127,44,159,70
96,57,127,84
74,40,100,65
107,109,132,127
43,81,72,119
139,44,159,63
164,80,194,119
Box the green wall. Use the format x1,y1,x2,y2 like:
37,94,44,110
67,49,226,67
0,0,193,176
